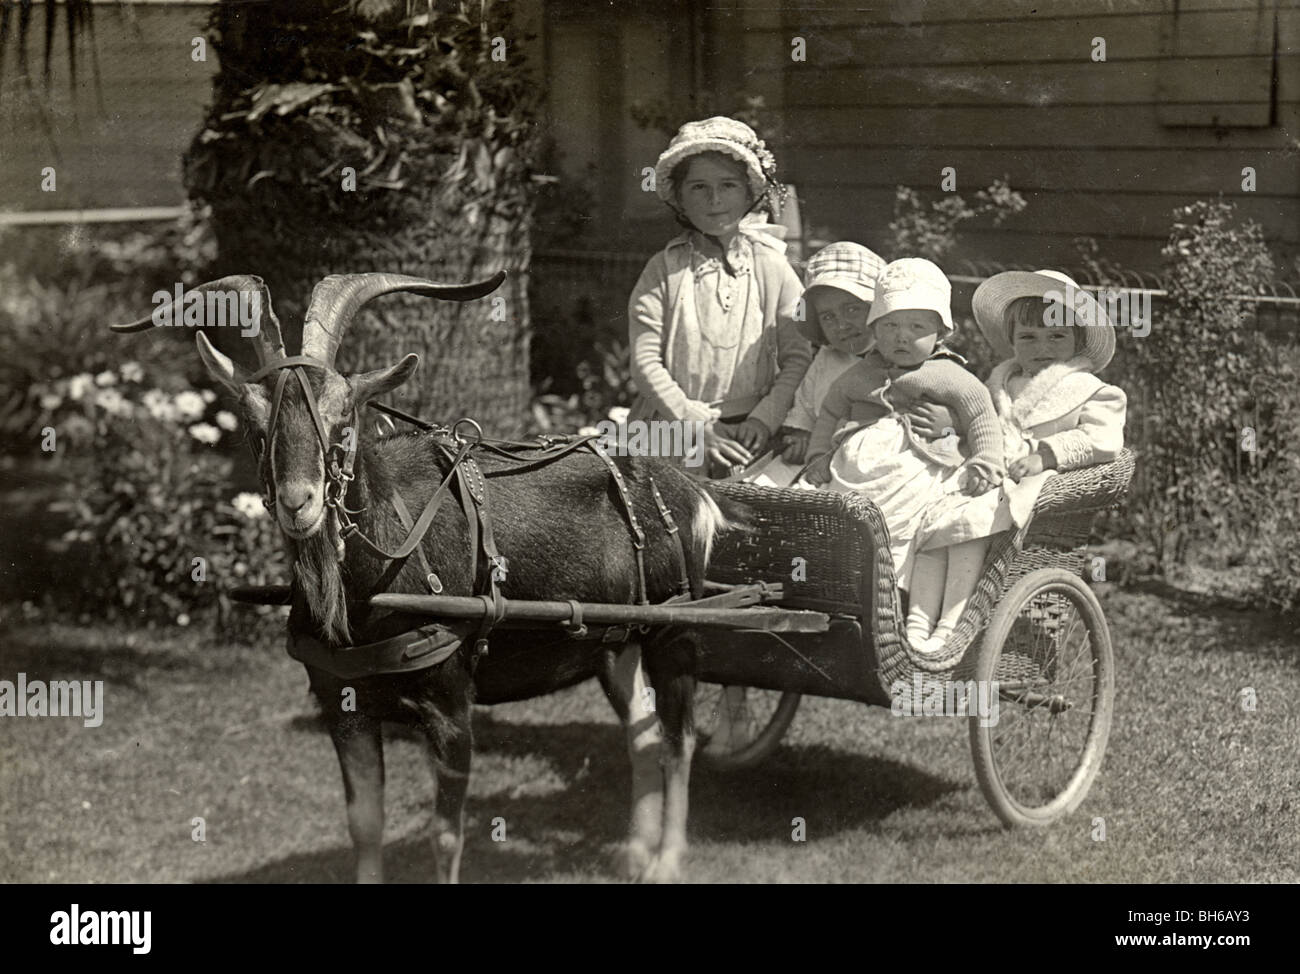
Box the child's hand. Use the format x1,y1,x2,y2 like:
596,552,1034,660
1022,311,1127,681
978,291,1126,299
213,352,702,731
903,399,957,440
1008,453,1046,482
702,422,753,471
962,468,1000,496
803,453,833,486
780,429,811,464
733,417,771,454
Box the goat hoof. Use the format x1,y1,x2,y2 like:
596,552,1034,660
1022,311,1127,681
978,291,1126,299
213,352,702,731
614,840,655,880
637,851,683,884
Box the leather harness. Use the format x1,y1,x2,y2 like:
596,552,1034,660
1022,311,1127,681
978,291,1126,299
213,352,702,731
247,355,694,676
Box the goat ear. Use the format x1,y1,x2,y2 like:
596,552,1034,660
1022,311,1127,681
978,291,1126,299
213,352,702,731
196,332,244,392
353,353,420,403
196,332,269,428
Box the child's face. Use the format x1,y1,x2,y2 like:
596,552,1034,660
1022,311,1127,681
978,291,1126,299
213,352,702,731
1012,319,1077,374
874,310,943,367
810,287,873,355
676,154,753,239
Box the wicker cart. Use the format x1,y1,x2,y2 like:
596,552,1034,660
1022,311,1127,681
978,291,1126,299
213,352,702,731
693,449,1137,827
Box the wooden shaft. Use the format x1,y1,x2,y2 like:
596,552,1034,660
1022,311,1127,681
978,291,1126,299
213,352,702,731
368,592,828,633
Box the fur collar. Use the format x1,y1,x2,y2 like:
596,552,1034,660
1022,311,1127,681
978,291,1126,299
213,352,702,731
988,356,1105,430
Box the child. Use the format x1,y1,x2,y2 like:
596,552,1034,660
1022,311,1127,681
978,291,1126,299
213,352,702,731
746,242,959,486
802,258,1005,594
744,241,884,486
627,117,812,476
908,270,1127,654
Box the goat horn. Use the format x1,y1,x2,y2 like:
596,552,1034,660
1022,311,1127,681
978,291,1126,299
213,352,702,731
300,271,507,367
109,275,287,368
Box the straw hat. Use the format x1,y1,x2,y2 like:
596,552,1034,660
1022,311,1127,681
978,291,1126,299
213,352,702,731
798,242,887,343
654,117,777,206
972,270,1115,371
865,258,954,334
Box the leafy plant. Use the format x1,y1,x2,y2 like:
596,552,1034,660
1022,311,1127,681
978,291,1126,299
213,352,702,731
886,178,1027,263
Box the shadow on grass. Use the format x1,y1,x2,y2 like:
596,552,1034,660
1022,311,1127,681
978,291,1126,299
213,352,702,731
1110,578,1298,662
203,712,965,883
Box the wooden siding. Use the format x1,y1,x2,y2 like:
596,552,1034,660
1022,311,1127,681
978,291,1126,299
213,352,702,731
0,3,215,219
733,0,1300,271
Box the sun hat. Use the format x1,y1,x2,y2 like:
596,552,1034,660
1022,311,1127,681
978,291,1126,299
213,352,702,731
654,116,782,208
865,258,955,335
797,242,887,343
972,269,1115,371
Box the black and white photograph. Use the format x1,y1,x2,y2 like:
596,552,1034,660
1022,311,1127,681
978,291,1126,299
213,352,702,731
0,0,1296,910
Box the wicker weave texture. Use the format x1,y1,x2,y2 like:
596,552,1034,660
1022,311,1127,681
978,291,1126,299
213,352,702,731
708,450,1137,695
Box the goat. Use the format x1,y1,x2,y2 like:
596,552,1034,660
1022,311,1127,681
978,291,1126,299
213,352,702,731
114,273,725,883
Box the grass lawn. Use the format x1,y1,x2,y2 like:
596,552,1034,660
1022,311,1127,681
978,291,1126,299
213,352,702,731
1,578,1296,884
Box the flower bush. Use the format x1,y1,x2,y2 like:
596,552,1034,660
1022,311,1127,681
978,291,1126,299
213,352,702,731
29,361,286,634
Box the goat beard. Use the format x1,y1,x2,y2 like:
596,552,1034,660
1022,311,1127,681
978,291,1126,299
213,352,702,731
289,515,351,646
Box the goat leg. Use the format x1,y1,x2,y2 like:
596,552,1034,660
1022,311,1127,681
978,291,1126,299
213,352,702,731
423,696,473,884
641,633,698,884
328,711,386,884
599,644,664,879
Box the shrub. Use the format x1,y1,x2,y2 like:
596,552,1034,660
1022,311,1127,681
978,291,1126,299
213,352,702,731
33,363,287,634
1099,199,1300,610
886,178,1026,264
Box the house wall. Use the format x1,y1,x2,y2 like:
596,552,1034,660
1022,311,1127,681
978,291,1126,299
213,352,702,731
0,2,215,220
729,0,1299,272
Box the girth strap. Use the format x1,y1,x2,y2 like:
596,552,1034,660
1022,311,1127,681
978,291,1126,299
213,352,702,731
587,438,649,605
649,476,693,599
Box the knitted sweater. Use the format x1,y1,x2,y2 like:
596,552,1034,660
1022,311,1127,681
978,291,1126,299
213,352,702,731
809,350,1004,477
627,230,812,433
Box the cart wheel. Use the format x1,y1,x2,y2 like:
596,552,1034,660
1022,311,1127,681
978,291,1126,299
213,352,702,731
694,684,800,770
969,568,1115,827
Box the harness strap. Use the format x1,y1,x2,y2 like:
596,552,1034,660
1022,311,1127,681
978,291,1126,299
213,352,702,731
649,476,693,598
588,439,649,605
339,439,474,562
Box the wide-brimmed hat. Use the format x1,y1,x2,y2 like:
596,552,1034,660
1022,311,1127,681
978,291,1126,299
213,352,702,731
798,241,887,343
973,269,1115,371
654,116,777,206
865,258,954,335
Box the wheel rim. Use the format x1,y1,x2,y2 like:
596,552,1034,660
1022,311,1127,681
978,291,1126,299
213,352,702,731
695,684,799,769
977,579,1113,821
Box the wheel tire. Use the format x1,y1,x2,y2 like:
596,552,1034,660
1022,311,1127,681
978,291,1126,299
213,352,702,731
969,568,1115,827
695,684,801,770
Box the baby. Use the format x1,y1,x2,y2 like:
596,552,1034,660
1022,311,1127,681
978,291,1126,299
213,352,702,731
909,270,1127,653
802,258,1005,590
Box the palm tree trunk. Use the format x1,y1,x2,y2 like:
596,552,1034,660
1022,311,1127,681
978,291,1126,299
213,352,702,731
183,0,537,434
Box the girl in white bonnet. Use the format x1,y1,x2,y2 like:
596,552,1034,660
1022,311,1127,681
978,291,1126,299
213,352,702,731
909,270,1127,653
627,117,812,476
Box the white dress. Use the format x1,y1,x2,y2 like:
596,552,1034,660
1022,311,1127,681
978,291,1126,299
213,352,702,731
804,416,964,585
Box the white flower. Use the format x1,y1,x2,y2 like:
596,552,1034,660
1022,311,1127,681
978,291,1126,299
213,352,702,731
120,362,144,383
143,389,178,422
174,390,206,421
215,410,238,432
578,425,599,436
200,389,217,404
67,374,93,402
93,387,132,417
40,393,62,411
232,492,265,520
188,422,220,444
95,370,117,387
607,406,630,425
177,613,191,627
